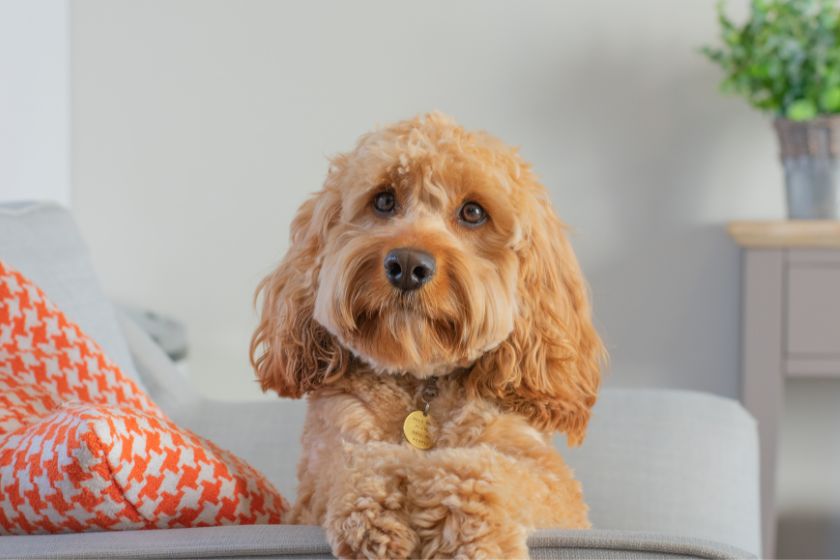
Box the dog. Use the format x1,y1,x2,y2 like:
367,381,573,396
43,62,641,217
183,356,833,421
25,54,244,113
251,112,604,559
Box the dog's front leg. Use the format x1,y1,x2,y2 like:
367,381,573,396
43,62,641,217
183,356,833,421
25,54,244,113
324,441,420,560
406,446,530,559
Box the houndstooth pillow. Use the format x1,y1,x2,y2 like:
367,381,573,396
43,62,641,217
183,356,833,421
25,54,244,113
0,260,287,534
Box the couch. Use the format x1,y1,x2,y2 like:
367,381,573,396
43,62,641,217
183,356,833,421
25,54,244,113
0,202,760,559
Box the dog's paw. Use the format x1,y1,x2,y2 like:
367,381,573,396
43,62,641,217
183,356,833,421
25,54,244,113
410,506,528,559
449,527,529,560
328,497,418,560
407,468,529,559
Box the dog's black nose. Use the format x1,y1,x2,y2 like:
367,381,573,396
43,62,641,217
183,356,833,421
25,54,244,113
384,248,436,291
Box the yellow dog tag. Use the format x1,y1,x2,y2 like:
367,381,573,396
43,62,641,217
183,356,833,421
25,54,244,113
403,410,433,450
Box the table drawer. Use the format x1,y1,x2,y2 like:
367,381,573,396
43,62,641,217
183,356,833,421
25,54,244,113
786,265,840,356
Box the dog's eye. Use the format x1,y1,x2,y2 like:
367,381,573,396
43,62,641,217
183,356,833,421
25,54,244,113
459,201,487,226
372,191,396,215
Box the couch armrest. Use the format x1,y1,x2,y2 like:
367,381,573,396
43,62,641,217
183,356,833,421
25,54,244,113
561,389,761,557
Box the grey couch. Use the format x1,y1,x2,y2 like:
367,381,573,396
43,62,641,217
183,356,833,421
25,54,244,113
0,202,760,559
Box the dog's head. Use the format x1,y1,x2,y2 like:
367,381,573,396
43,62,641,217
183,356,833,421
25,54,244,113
251,113,603,443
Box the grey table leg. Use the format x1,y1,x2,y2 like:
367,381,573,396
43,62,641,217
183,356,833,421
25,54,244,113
741,249,785,559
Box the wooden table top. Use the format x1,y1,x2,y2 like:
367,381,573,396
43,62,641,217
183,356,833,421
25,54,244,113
728,220,840,248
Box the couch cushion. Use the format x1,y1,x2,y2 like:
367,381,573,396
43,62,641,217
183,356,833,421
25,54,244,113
0,526,756,559
0,201,141,388
0,260,287,534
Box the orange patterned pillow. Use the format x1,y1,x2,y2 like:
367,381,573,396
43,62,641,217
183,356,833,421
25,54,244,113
0,260,286,534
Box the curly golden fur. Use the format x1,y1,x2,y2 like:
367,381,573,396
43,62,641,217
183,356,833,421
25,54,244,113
251,113,604,559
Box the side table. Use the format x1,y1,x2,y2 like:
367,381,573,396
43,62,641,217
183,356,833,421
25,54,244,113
728,220,840,558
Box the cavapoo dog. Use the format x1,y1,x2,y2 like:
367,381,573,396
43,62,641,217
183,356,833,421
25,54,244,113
251,112,604,559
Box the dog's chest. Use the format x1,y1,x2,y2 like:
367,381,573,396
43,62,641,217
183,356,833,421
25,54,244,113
353,375,498,449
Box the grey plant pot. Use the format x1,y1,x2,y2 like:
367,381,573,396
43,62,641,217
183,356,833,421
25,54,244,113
775,117,840,219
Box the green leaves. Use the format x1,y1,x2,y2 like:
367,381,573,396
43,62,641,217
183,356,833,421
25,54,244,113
703,0,840,120
787,99,818,120
821,86,840,111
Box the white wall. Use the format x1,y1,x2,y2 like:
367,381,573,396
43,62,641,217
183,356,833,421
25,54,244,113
72,0,779,402
0,0,70,206
65,1,840,556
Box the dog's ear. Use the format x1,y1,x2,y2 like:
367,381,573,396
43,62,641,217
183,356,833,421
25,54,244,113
467,175,604,445
250,184,351,398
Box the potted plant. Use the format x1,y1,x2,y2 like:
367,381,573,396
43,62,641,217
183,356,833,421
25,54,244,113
704,0,840,219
